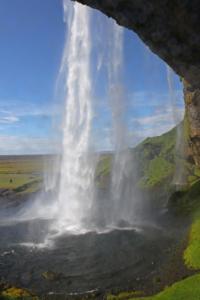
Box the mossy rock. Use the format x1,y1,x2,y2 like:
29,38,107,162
194,166,200,177
1,287,38,299
184,218,200,269
42,271,64,281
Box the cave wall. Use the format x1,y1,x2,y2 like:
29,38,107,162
184,80,200,166
73,0,200,165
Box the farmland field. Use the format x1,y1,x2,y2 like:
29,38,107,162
0,155,54,194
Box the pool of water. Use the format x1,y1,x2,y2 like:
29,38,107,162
0,214,186,298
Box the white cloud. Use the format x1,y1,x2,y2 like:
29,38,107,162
92,88,185,151
128,105,185,147
0,135,61,155
0,115,19,124
133,107,184,127
128,90,184,109
0,98,61,120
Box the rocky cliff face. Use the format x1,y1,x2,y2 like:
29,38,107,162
184,80,200,166
73,0,200,165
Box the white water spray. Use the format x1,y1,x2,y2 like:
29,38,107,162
167,66,186,187
53,1,96,233
108,23,134,225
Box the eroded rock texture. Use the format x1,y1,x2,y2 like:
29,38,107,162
184,80,200,166
73,0,200,165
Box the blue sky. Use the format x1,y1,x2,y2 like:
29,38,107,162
0,0,184,154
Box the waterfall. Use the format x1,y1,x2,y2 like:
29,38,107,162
53,0,96,233
48,1,136,234
4,1,140,235
43,156,59,192
107,23,135,226
166,66,186,187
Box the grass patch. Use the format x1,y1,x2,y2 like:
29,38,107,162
106,275,200,300
13,179,43,195
0,155,55,194
0,174,38,189
0,287,38,300
184,218,200,269
169,180,200,269
128,274,200,300
96,122,200,190
135,127,176,189
140,157,174,187
169,180,200,214
95,153,112,188
0,156,45,174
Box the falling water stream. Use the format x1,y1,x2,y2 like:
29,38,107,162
108,23,135,226
167,66,186,186
53,1,96,234
51,0,134,234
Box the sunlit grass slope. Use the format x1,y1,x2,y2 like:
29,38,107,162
181,183,200,269
184,218,200,269
96,127,178,190
98,122,200,190
133,274,200,300
0,155,50,194
135,127,176,188
107,275,200,300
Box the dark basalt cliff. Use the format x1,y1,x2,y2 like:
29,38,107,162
73,0,200,165
184,80,200,165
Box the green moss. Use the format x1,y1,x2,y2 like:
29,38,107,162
134,127,177,189
182,190,200,269
95,153,112,188
96,154,111,178
188,175,198,184
169,180,200,214
1,287,38,299
141,157,174,187
184,218,200,269
194,166,200,177
96,121,198,191
129,274,200,300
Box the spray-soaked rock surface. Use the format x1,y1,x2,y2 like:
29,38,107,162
0,215,189,298
184,80,200,166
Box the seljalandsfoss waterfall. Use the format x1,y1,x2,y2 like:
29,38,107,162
2,0,200,299
54,1,96,233
51,0,136,234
